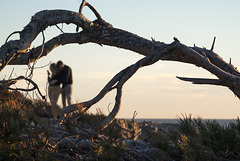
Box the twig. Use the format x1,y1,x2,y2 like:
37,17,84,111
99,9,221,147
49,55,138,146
132,111,137,122
115,121,132,133
5,31,21,43
211,37,216,51
33,61,52,69
78,0,102,20
76,0,112,32
55,24,64,33
27,31,45,78
173,37,180,42
1,75,46,100
107,103,111,113
176,76,226,86
131,111,137,139
8,68,15,79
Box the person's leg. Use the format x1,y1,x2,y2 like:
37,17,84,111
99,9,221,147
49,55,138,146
48,86,62,119
64,84,72,106
62,87,66,108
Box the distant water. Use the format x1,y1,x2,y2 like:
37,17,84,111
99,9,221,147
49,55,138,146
125,118,237,126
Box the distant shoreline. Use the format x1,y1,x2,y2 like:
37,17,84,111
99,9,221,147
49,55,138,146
122,118,238,126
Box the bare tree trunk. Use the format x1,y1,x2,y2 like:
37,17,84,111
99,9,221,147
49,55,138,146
0,0,239,130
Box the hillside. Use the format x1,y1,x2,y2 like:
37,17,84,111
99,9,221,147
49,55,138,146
1,90,240,160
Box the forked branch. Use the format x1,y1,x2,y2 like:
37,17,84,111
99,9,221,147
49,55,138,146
0,76,45,100
1,1,240,130
78,0,101,20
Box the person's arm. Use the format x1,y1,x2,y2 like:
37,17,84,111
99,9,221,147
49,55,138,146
51,71,64,83
51,66,69,84
47,70,51,82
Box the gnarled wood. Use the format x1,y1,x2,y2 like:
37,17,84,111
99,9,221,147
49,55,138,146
0,1,239,130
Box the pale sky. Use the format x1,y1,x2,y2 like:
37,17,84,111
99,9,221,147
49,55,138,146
0,0,240,119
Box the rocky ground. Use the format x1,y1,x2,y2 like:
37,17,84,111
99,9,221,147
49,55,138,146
29,116,180,160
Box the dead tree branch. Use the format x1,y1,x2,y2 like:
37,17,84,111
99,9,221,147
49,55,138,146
211,37,216,51
176,76,226,86
0,76,45,100
1,0,240,130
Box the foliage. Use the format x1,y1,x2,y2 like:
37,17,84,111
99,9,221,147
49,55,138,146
0,90,128,160
91,137,127,161
2,90,240,160
76,107,106,131
151,114,240,161
0,90,55,160
71,108,128,160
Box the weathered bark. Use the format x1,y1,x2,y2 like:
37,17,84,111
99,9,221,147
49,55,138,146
0,1,239,130
0,76,45,99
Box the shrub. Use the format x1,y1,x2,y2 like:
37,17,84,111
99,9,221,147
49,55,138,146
0,90,54,160
177,114,240,160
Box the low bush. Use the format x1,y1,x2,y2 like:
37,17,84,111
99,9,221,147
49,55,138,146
152,114,240,160
1,90,240,160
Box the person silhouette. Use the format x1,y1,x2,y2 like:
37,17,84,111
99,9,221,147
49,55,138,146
48,63,62,119
50,60,73,108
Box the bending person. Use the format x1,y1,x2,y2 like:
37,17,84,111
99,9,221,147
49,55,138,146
51,60,73,108
48,63,62,119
